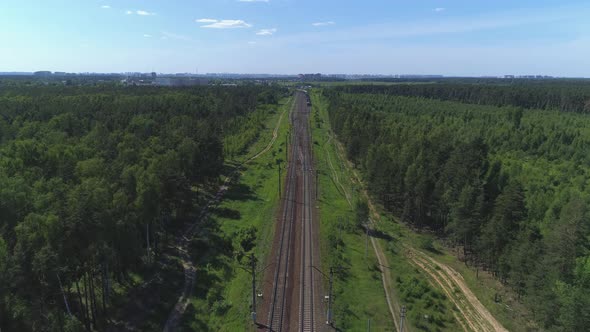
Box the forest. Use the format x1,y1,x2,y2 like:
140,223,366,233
324,85,590,331
335,80,590,113
0,84,284,331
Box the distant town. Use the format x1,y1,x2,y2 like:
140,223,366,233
0,71,581,88
0,71,567,80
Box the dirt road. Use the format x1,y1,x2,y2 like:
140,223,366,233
405,249,507,332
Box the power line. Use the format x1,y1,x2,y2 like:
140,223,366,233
250,254,257,324
400,305,406,332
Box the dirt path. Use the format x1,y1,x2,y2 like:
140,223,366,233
248,100,290,162
406,249,507,332
324,122,505,332
320,125,401,330
163,100,292,332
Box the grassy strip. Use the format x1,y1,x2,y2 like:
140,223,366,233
310,91,396,331
180,97,293,331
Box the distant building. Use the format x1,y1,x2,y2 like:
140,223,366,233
154,77,209,87
298,73,322,81
398,74,444,79
504,75,515,79
34,71,52,77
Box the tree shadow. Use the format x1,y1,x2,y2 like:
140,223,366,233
194,267,223,298
211,207,242,220
224,183,258,202
369,228,393,242
425,246,443,255
106,251,184,331
179,303,210,332
356,224,394,242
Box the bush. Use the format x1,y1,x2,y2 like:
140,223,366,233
419,237,435,252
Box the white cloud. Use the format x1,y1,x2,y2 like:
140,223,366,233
312,21,335,27
101,5,111,9
238,0,269,2
161,31,192,41
435,8,446,12
126,10,156,16
144,34,152,38
256,28,277,36
197,19,252,29
261,5,589,50
136,10,156,16
248,41,257,45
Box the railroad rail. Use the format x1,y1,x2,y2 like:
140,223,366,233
266,91,318,332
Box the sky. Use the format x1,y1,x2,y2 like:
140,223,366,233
1,0,590,76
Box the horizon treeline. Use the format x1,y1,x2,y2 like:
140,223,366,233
324,86,590,331
335,81,590,113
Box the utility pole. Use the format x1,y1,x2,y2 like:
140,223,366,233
400,305,406,332
336,218,342,250
146,222,151,263
315,169,319,198
327,267,334,325
312,265,343,327
365,222,370,259
250,254,257,324
278,161,282,198
367,318,371,332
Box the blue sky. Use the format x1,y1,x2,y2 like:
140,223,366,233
1,0,590,76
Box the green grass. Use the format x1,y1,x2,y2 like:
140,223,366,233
180,97,293,331
311,91,396,331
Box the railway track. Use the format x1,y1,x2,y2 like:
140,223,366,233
264,91,318,332
268,124,297,330
298,91,315,332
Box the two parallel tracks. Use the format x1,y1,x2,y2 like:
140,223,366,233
265,91,318,332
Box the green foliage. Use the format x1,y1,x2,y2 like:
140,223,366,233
63,316,85,332
334,81,590,113
397,276,453,331
324,86,590,331
418,237,436,252
355,199,370,229
0,237,6,270
233,226,257,254
0,85,285,330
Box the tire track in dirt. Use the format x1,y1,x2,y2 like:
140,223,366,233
406,249,507,332
163,99,292,332
406,250,485,332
